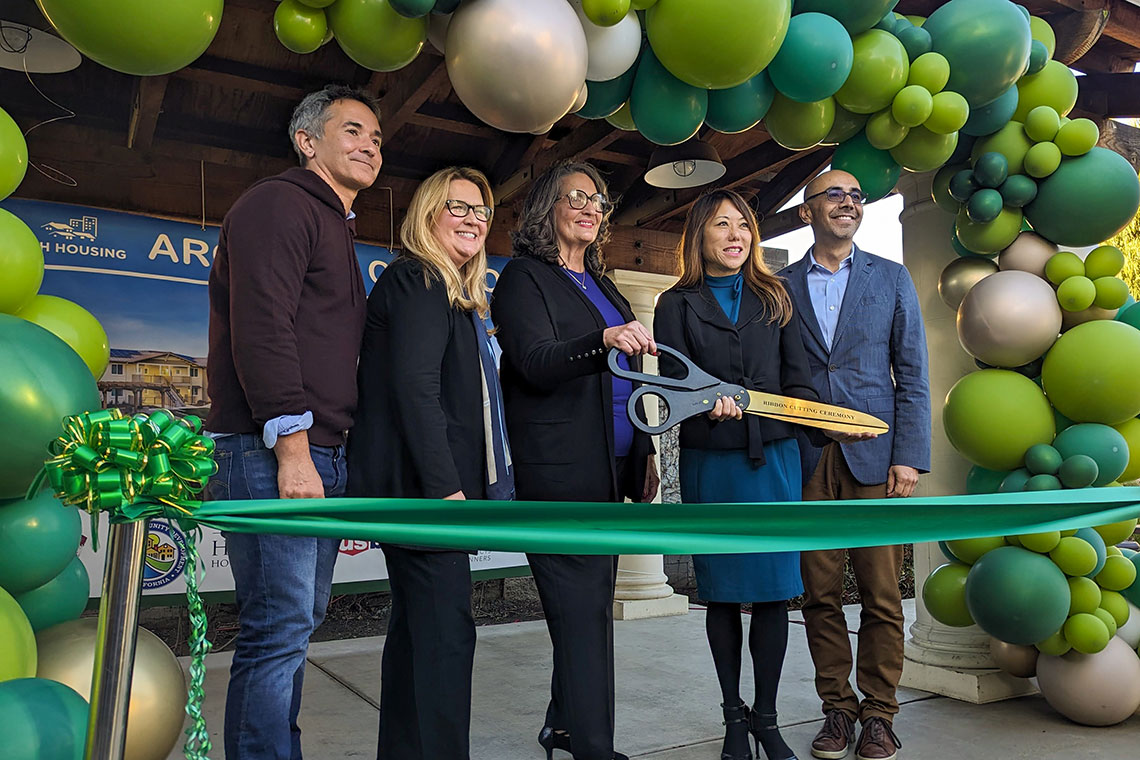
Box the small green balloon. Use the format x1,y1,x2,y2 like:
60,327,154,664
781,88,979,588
1056,275,1096,312
1029,15,1056,58
906,51,949,93
932,163,965,212
954,205,1023,254
768,12,854,103
896,24,932,61
13,556,89,632
966,465,1010,494
1013,59,1078,122
578,60,640,119
1064,612,1110,654
1093,277,1129,311
891,85,933,127
865,108,909,150
998,467,1032,492
998,174,1037,207
1085,245,1126,279
961,85,1019,137
831,132,902,202
1023,105,1060,143
966,188,1004,224
890,125,958,171
630,46,707,145
923,563,975,627
1092,606,1119,639
0,492,82,595
1024,473,1061,491
0,587,36,680
822,103,869,145
705,71,775,134
1051,536,1099,576
1053,117,1100,157
948,536,1007,565
1019,530,1061,553
949,168,978,202
764,93,835,150
1098,589,1130,626
1044,251,1085,285
1023,141,1061,179
925,91,969,134
972,121,1033,175
605,101,638,131
1096,555,1138,591
328,0,426,71
388,0,434,17
1067,576,1102,615
0,208,44,315
1024,443,1062,475
1035,630,1071,656
583,0,631,27
0,107,28,201
972,152,1008,188
793,0,900,36
1026,40,1049,75
835,29,910,115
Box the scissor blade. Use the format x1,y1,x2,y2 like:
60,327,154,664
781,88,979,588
741,390,890,434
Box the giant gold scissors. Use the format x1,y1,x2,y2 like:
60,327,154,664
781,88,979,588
608,344,889,436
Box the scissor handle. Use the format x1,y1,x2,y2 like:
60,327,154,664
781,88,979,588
606,343,721,391
626,382,748,435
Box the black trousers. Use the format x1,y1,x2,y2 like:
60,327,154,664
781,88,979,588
376,545,475,760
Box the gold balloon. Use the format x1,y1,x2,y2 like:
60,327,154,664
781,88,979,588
957,269,1062,367
999,231,1057,280
988,637,1038,678
938,256,998,311
35,619,186,760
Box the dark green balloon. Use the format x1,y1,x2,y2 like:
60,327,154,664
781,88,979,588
389,0,433,17
932,163,964,213
768,12,854,103
947,132,977,164
925,0,1031,108
578,60,639,119
0,678,89,760
0,491,82,595
973,152,1008,188
962,85,1019,137
793,0,899,35
998,467,1032,492
705,71,774,134
1025,473,1062,491
965,546,1071,644
14,556,89,632
630,46,707,146
949,169,977,202
873,9,896,32
998,174,1037,208
822,103,869,144
831,132,901,202
896,24,932,61
432,0,460,11
0,315,100,498
967,188,1004,223
966,465,1010,494
1026,39,1048,75
1025,147,1140,247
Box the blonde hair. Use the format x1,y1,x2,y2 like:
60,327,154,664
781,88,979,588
399,166,494,318
675,189,793,327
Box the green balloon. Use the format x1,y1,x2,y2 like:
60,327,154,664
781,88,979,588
955,206,1023,255
924,0,1031,108
889,125,958,172
605,102,637,131
891,85,933,127
925,90,969,134
389,0,434,17
932,163,964,213
831,132,901,202
328,0,427,72
923,563,975,627
0,492,82,595
973,152,1008,188
948,536,1007,565
0,107,28,201
1056,275,1096,312
998,467,1032,492
965,465,1010,494
896,24,932,61
578,60,640,119
0,315,100,498
792,0,899,35
0,208,44,316
943,369,1055,470
1098,589,1130,626
1045,251,1084,285
274,0,329,54
949,169,978,202
583,0,632,26
705,71,774,134
0,678,88,758
1042,320,1140,425
299,0,339,7
822,103,869,145
1053,117,1099,157
763,93,835,150
14,556,89,633
1035,630,1071,656
966,188,1004,224
1025,473,1061,490
1024,443,1062,475
965,546,1071,645
1023,141,1061,179
646,0,792,89
0,587,36,681
1030,15,1056,58
1124,554,1140,606
907,51,950,93
768,12,853,103
17,294,111,381
865,108,909,150
971,121,1033,175
835,29,909,114
1093,277,1129,311
961,85,1019,137
1023,105,1061,143
998,174,1037,208
1013,60,1078,122
1068,576,1102,615
35,0,222,76
1085,245,1126,279
1053,423,1129,486
1026,147,1140,247
1065,612,1111,654
630,46,707,145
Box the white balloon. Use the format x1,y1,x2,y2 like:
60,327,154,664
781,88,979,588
428,12,451,54
570,1,642,82
446,0,588,133
570,83,588,114
1118,602,1140,649
1036,637,1140,726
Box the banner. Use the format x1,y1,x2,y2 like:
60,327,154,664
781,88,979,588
0,198,524,600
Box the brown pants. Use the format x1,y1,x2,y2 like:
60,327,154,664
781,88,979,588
800,443,905,724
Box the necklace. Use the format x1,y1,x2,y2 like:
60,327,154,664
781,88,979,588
560,261,588,290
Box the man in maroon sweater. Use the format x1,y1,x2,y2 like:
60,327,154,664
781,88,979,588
204,84,382,760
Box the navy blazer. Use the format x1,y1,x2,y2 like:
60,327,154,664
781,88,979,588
780,246,932,486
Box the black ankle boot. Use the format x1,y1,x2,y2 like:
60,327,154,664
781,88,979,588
720,701,754,760
749,711,797,760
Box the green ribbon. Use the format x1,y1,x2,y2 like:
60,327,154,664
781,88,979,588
33,408,1140,760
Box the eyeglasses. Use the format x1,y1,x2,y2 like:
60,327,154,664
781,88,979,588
804,187,868,205
444,199,493,222
562,189,612,213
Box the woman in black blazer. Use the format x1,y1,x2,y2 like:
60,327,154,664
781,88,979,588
348,166,512,760
491,161,658,760
654,189,829,760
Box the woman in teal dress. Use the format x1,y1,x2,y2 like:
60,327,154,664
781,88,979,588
655,189,841,760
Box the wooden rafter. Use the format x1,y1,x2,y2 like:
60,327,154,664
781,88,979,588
751,148,834,218
1077,72,1140,118
1053,8,1110,65
126,75,170,150
375,56,450,139
494,120,622,203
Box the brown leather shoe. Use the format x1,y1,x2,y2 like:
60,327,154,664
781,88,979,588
810,710,854,759
854,717,901,760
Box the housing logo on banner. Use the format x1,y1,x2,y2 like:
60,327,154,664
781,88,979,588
0,197,523,601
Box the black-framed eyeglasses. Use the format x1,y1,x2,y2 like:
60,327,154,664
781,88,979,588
804,187,868,205
444,199,493,222
562,189,612,213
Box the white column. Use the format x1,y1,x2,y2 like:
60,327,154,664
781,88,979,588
608,269,689,620
894,171,1037,702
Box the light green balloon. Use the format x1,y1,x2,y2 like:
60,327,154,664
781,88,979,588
1023,105,1061,143
1064,612,1110,654
835,29,909,114
943,369,1055,471
1041,320,1140,425
907,51,949,93
1054,118,1100,157
931,163,965,213
0,587,36,681
1013,60,1078,122
274,0,328,54
954,205,1023,255
1023,141,1061,178
0,209,44,316
925,91,969,134
763,93,835,150
889,125,958,171
583,0,632,27
923,563,974,627
822,103,869,145
1057,276,1096,312
0,107,27,201
646,0,792,89
1067,576,1102,615
1030,16,1056,58
35,0,223,75
605,101,637,130
891,85,933,127
971,121,1033,175
865,109,909,150
328,0,427,72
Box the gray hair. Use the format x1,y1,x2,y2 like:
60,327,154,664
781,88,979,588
288,84,382,164
510,161,613,277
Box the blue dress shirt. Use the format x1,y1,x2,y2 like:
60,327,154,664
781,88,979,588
805,245,855,351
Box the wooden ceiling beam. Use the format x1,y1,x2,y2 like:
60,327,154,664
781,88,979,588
405,111,501,139
1076,72,1140,118
494,120,621,204
377,56,450,139
1053,8,1110,65
173,66,307,102
751,148,834,218
759,206,808,240
126,75,170,151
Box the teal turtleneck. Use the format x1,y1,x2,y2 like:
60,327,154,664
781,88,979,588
706,271,744,324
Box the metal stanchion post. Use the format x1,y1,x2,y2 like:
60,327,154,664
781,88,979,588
85,520,150,760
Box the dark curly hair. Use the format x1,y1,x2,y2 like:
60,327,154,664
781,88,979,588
510,161,612,277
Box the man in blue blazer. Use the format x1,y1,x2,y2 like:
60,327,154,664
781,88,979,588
781,170,931,760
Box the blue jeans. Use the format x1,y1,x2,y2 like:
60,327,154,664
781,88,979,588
205,433,346,760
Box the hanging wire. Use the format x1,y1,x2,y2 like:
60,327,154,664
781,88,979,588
16,42,78,187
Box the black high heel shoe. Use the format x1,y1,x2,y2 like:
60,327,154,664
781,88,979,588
537,726,571,760
720,701,754,760
749,711,798,760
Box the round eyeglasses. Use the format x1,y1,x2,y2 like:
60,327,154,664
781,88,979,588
562,189,612,213
445,199,493,222
804,187,868,205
